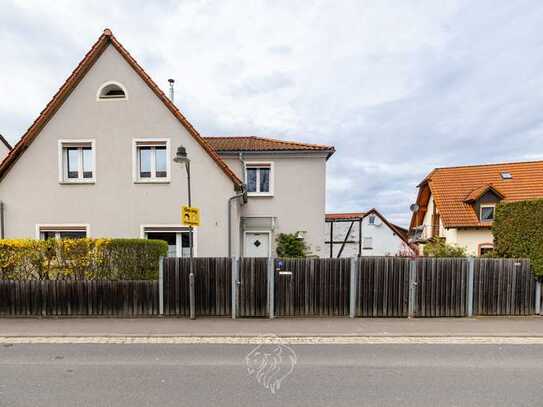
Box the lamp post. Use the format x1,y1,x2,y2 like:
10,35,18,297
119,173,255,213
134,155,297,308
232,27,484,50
174,145,195,320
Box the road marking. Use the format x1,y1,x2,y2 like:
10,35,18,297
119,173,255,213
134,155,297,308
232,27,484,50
0,336,543,345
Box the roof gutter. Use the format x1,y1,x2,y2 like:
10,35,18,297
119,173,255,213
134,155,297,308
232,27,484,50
214,149,335,160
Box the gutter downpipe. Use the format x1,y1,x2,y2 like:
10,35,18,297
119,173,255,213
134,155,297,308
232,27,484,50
0,201,4,239
228,192,245,257
228,152,248,257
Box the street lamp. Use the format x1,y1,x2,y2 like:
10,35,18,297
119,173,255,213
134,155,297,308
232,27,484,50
174,145,195,319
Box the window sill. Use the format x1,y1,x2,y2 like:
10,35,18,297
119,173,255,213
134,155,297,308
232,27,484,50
60,180,96,185
247,192,274,197
134,179,171,184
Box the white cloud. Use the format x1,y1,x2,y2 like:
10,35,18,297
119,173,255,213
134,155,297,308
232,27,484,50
1,0,542,226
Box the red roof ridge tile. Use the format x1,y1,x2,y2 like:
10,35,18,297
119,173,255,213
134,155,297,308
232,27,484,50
432,159,543,172
204,135,334,151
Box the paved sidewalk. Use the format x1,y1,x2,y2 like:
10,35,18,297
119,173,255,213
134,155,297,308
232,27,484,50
0,316,541,337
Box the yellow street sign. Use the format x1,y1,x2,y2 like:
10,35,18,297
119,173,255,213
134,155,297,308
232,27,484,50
182,206,200,226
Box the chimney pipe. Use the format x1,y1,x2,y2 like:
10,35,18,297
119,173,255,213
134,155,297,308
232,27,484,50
168,79,175,102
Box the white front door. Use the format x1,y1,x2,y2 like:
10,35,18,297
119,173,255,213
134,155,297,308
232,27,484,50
244,232,271,257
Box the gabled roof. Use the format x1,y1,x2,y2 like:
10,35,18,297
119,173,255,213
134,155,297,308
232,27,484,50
463,184,505,202
0,134,11,151
325,212,365,221
412,160,543,228
325,209,410,246
0,29,242,188
204,136,335,159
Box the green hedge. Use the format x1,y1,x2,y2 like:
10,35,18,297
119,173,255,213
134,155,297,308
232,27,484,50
0,238,168,281
493,199,543,278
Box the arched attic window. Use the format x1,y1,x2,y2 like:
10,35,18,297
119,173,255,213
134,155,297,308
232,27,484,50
97,82,127,100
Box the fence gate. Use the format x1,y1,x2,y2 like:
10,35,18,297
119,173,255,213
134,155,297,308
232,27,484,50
474,258,534,316
274,258,351,317
238,257,268,317
415,257,468,317
356,257,410,317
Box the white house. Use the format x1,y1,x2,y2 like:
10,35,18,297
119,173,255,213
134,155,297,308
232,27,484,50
0,29,335,257
325,209,412,257
409,160,543,255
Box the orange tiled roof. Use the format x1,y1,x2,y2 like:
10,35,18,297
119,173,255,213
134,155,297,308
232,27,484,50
0,29,242,188
421,160,543,228
463,184,505,202
204,136,335,157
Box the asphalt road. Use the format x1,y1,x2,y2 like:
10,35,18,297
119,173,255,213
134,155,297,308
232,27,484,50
0,343,542,407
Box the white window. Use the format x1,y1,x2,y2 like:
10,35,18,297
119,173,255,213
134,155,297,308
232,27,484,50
480,205,495,222
133,139,171,183
368,215,376,225
245,162,273,196
479,244,494,256
37,225,89,240
363,237,373,249
141,226,195,257
97,81,127,100
58,140,95,183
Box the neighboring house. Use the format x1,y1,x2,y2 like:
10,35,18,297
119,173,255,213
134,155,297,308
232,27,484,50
409,160,543,256
325,209,412,257
0,29,334,258
205,136,334,257
0,135,11,162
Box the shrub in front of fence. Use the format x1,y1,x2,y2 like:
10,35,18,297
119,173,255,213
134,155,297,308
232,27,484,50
422,239,467,257
0,238,167,280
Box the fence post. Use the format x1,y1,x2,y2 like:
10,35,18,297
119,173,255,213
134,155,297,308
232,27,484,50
158,256,164,316
231,257,239,319
408,258,417,318
349,257,358,318
466,256,475,317
536,280,541,315
268,257,275,319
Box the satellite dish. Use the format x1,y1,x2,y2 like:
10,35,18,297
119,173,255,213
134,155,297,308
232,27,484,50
410,204,419,213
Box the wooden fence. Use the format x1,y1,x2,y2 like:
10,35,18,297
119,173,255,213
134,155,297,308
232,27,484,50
473,258,534,316
0,257,539,318
0,280,159,316
415,258,468,317
163,257,231,317
275,258,351,317
355,257,410,317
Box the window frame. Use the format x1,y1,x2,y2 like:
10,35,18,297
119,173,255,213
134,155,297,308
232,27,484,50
244,162,274,196
478,243,494,256
480,204,495,222
36,224,90,240
58,139,96,184
362,236,373,249
132,138,171,183
96,81,128,101
140,225,197,257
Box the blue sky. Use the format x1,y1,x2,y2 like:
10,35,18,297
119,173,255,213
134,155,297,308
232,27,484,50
1,0,542,226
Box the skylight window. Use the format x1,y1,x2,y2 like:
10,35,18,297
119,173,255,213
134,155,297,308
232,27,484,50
500,172,512,180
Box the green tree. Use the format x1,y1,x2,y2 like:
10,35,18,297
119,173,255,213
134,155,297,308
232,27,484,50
423,239,467,257
493,199,543,278
276,232,308,258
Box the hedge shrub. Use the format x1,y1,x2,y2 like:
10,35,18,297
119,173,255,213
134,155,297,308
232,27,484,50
276,233,308,258
493,199,543,278
0,238,168,280
422,239,466,257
